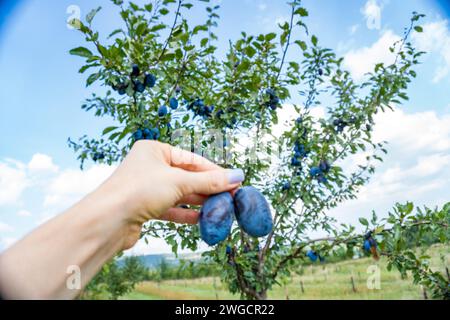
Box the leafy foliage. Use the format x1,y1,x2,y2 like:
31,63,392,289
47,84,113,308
148,258,220,281
69,0,448,299
80,256,149,300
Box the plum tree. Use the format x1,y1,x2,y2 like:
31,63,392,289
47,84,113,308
68,0,449,300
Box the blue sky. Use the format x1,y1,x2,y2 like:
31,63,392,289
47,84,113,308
0,0,449,254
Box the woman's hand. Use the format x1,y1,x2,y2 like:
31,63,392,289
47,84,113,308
100,140,245,249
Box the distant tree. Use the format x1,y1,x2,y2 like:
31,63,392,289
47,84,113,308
81,256,148,300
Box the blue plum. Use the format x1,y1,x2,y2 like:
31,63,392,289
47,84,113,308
234,186,273,238
131,64,140,77
158,105,168,117
199,192,234,246
291,157,301,166
118,87,127,95
319,159,331,172
92,152,105,161
144,73,156,88
309,166,321,177
116,82,128,95
169,97,179,110
151,127,160,140
282,181,291,191
317,174,328,184
363,239,371,252
134,80,145,93
215,109,225,119
265,88,276,97
133,129,143,141
306,250,318,262
270,96,280,105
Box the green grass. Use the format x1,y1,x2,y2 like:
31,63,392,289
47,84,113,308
123,244,449,300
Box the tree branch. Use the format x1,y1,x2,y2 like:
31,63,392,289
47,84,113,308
155,0,183,65
275,4,295,81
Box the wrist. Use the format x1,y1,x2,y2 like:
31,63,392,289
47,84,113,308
90,179,143,251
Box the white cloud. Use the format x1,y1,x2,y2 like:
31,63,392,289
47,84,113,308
0,153,59,205
258,3,267,11
27,153,59,173
0,222,14,232
362,0,383,30
412,20,450,83
0,160,29,205
17,209,32,217
343,30,400,80
413,154,450,177
43,164,116,208
372,107,450,152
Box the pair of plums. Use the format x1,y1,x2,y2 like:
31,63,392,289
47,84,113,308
199,186,273,246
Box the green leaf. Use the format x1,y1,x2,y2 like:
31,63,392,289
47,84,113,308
265,33,277,42
69,47,93,58
200,38,209,47
374,226,384,234
159,8,169,15
86,72,101,87
108,28,123,38
102,126,118,135
135,23,147,36
414,26,423,33
78,63,100,74
295,40,307,51
150,24,166,32
182,3,193,9
144,3,153,11
245,46,256,58
295,7,308,17
359,217,369,226
311,35,318,46
86,7,102,24
405,202,414,214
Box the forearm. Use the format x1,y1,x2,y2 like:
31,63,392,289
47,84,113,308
0,185,133,299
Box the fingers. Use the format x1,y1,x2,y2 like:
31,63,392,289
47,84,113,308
161,142,223,172
177,194,208,206
179,168,245,196
159,207,200,224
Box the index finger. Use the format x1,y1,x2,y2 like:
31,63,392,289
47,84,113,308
162,143,223,172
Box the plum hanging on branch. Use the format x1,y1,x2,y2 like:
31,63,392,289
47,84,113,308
68,0,448,300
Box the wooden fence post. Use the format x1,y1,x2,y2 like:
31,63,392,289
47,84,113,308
350,276,357,293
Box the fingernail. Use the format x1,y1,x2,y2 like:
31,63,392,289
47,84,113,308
227,168,245,184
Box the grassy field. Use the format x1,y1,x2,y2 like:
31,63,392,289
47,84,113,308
123,244,449,300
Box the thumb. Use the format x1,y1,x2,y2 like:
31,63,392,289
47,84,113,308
180,168,245,196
